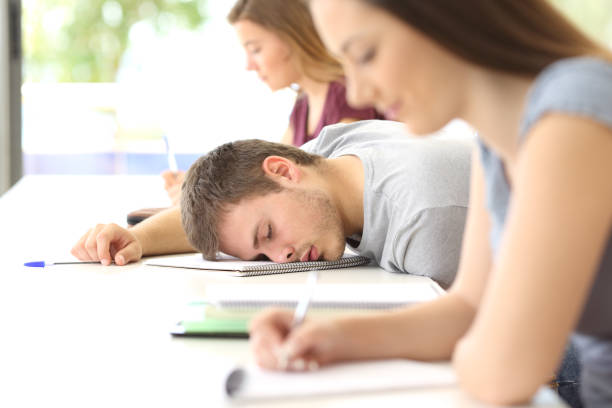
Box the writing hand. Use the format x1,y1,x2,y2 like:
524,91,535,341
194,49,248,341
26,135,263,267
249,308,349,371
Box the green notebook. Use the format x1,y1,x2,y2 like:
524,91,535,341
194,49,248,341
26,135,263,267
170,302,250,338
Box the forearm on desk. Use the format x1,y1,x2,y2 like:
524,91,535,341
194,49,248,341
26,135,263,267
338,292,475,361
131,206,196,256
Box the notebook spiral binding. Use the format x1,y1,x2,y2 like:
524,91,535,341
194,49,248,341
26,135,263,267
234,255,371,277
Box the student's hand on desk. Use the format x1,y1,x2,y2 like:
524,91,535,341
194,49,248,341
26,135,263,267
161,170,185,206
71,223,143,266
249,308,350,372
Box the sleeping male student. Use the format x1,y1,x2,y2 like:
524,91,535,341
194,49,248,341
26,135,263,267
71,120,471,289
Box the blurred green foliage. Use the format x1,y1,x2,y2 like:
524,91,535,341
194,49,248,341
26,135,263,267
550,0,612,46
22,0,612,83
23,0,206,82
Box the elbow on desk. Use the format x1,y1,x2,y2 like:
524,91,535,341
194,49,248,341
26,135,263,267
455,364,541,405
453,346,545,405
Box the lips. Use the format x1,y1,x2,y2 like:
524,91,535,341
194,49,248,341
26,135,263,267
384,101,402,120
310,246,319,261
300,245,319,262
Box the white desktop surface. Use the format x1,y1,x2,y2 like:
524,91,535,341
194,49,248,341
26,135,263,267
0,176,566,407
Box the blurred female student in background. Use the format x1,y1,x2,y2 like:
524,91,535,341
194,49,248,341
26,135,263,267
162,0,382,204
249,1,612,407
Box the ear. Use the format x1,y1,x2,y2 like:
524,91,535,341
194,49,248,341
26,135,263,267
261,156,301,185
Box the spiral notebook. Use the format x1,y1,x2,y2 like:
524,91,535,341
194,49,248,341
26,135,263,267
144,251,371,277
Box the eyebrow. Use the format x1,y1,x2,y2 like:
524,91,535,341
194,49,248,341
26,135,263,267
253,221,261,250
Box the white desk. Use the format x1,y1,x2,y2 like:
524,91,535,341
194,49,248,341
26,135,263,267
0,176,566,407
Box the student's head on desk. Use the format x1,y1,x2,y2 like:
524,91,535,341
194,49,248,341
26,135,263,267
181,140,356,264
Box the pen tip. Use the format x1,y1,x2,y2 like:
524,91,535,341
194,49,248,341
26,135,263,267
24,261,45,267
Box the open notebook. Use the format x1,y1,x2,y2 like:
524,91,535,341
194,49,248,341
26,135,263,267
144,251,370,277
223,359,457,401
171,280,443,337
204,282,443,310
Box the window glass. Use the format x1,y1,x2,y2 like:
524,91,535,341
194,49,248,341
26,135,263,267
22,1,294,174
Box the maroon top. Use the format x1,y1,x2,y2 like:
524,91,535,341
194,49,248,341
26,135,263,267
289,81,384,146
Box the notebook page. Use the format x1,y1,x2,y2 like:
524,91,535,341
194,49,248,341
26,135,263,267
205,282,440,309
226,359,457,400
145,253,276,271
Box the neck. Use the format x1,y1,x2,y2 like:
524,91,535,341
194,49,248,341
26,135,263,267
296,76,330,102
317,156,364,237
461,69,534,165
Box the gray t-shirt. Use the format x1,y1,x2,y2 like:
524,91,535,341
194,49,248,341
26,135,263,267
302,120,471,288
477,57,612,407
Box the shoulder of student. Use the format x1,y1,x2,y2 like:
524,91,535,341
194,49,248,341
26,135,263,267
300,119,473,156
522,57,612,135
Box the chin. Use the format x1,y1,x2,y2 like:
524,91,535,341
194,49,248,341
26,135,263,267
326,243,345,261
265,78,292,92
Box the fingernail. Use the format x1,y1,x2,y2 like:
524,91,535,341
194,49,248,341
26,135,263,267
116,255,125,265
101,258,110,266
308,361,319,371
291,358,305,371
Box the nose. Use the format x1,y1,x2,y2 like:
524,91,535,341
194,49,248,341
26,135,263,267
246,56,257,71
345,71,374,109
266,245,295,263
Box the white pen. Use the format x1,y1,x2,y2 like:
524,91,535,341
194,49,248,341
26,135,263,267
291,270,319,328
162,134,179,173
278,270,319,370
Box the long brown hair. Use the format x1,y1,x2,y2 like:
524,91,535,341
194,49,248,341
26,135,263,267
362,0,612,76
228,0,344,84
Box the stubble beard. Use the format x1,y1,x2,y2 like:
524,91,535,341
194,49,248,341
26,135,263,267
290,188,346,261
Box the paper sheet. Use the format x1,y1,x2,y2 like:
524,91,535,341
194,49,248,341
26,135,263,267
205,282,441,309
225,359,457,401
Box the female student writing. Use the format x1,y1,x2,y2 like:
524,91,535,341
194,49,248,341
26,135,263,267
248,1,612,407
161,0,382,204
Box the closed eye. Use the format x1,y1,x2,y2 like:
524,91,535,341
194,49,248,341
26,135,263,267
358,47,376,65
267,224,272,240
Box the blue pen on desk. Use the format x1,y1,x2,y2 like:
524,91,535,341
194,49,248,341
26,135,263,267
162,134,179,174
24,260,107,268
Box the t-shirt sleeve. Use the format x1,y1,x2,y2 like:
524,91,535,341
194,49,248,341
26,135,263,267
392,206,467,289
521,58,612,137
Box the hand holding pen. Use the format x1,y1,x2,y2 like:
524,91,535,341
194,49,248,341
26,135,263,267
248,270,353,372
277,270,319,370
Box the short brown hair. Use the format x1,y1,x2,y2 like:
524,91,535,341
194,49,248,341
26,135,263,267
180,139,322,259
228,0,343,84
358,0,612,76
